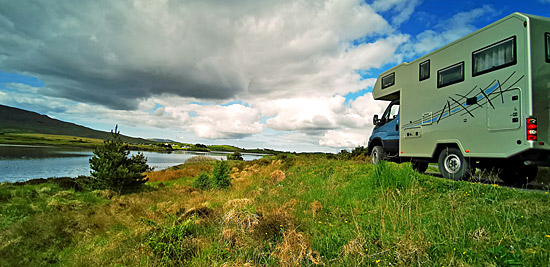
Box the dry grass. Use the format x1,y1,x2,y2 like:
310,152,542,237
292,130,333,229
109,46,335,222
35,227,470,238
185,155,217,164
270,170,286,183
221,207,260,233
342,235,368,258
310,200,323,218
272,230,324,266
223,198,254,211
146,163,213,182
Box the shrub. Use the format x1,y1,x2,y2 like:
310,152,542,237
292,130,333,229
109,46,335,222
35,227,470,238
212,160,231,189
89,126,149,193
192,172,212,190
227,151,244,161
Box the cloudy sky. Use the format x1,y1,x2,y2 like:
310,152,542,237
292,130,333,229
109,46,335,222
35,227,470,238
1,0,549,152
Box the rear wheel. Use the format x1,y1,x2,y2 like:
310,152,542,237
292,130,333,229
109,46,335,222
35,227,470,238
498,164,538,186
371,146,386,165
438,147,473,181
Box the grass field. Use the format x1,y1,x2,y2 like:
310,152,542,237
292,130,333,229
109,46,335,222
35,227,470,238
0,133,165,151
1,155,549,266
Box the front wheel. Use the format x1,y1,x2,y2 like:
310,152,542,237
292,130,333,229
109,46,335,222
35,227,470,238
412,160,428,173
371,146,386,165
438,147,473,181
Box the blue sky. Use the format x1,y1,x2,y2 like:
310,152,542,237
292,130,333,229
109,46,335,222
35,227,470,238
0,0,549,152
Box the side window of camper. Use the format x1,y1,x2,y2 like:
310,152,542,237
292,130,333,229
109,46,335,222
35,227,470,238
419,60,430,81
546,33,550,63
437,62,464,88
381,72,395,89
472,36,516,76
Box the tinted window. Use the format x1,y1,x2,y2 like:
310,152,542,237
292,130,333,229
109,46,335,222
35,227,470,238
381,72,395,89
473,36,516,76
438,62,464,88
419,60,430,81
546,33,550,63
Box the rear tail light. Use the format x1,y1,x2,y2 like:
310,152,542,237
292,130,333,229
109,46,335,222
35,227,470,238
527,118,538,141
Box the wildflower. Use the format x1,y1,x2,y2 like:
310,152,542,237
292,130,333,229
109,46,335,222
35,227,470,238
545,235,550,238
546,192,548,194
463,252,466,255
365,248,368,251
376,260,381,263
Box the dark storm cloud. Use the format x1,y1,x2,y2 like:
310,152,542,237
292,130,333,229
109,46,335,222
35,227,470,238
0,0,246,109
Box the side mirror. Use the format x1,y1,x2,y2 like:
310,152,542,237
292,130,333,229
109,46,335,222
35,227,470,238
373,114,380,125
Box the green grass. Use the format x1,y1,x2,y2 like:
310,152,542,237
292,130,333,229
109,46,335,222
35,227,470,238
1,155,549,266
0,133,166,151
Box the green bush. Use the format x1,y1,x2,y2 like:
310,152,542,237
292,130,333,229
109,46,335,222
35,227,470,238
192,172,212,190
212,160,231,189
89,126,149,193
226,151,244,161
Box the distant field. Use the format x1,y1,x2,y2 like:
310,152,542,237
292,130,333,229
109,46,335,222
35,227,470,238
0,133,163,151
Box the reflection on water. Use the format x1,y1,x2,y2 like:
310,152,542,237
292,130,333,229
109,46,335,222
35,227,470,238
0,145,264,183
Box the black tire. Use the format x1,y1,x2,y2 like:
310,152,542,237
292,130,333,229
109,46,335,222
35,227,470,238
412,160,428,173
371,146,386,165
438,147,473,181
498,165,538,186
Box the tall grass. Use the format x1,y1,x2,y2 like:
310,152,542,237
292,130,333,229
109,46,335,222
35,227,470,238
1,155,549,266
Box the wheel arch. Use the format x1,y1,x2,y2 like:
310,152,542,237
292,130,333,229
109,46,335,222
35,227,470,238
368,138,384,155
432,142,465,160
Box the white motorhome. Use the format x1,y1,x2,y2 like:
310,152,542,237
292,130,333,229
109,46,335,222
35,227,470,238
368,13,550,184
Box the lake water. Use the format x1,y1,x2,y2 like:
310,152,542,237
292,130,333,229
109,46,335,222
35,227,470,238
0,144,265,183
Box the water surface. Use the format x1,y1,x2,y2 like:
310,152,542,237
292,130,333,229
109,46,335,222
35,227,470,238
0,144,264,183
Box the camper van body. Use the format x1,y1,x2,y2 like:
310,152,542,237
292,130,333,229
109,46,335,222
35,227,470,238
368,13,550,182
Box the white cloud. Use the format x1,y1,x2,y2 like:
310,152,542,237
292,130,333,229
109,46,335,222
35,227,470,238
188,104,264,139
319,129,369,148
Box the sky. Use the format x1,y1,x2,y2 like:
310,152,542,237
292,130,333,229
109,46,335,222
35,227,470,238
0,0,549,153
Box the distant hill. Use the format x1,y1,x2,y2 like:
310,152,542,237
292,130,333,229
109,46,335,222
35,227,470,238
0,104,155,144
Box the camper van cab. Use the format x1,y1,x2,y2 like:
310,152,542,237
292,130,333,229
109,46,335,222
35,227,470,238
368,13,550,184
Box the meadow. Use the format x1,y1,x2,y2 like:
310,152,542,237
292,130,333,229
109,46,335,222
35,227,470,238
0,133,164,151
0,154,549,266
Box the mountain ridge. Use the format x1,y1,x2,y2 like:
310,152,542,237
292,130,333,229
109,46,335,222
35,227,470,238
0,104,155,144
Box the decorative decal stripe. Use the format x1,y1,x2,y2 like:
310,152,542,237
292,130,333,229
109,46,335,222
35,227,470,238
403,71,523,129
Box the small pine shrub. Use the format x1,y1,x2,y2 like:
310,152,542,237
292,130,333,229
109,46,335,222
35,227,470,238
192,172,212,190
89,126,149,193
212,160,231,189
